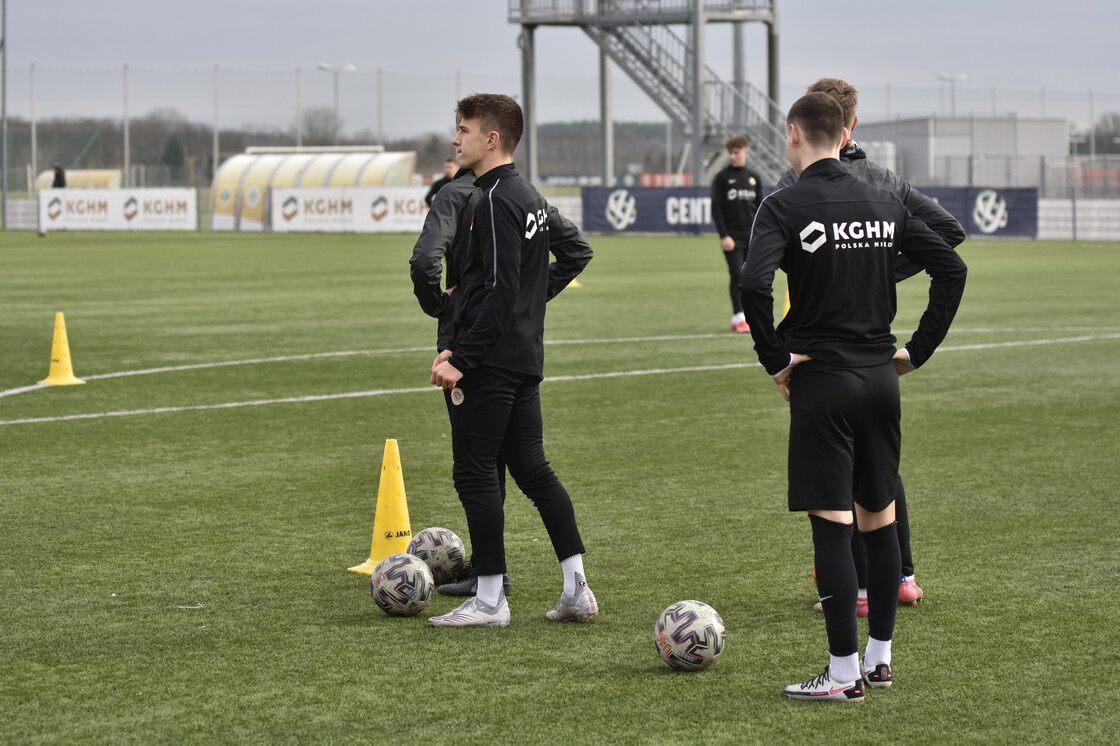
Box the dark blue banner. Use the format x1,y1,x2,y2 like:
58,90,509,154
582,187,715,234
920,187,1038,238
583,185,1038,238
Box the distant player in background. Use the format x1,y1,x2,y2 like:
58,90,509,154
711,136,764,333
775,78,967,613
427,93,595,628
742,92,966,700
51,164,67,188
424,158,458,207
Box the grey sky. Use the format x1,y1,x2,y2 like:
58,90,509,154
4,1,1117,137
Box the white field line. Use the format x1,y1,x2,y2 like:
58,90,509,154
2,332,1119,426
5,325,1118,400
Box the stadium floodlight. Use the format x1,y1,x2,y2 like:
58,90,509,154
317,63,358,144
938,73,967,116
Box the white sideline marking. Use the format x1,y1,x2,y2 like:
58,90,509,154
3,332,1119,426
4,327,1119,400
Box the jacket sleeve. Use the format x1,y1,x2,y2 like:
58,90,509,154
545,206,593,300
893,181,967,282
740,197,792,375
896,214,968,368
711,172,730,238
409,184,466,317
446,189,523,375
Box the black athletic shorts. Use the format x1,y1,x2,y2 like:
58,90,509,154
787,360,901,513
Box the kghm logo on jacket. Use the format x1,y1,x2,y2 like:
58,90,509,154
800,220,895,252
524,208,550,239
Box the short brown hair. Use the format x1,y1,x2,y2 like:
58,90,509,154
787,92,845,148
805,78,858,129
455,93,524,155
725,135,749,151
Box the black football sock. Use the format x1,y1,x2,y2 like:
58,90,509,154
861,521,901,643
851,528,869,591
809,514,859,659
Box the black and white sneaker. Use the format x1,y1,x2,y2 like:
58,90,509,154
861,660,893,689
436,565,512,598
783,666,865,702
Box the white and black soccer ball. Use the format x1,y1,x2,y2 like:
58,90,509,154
407,526,467,585
654,600,726,671
371,553,434,617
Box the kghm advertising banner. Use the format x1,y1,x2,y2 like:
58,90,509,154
269,187,429,233
39,189,198,231
920,187,1038,238
582,187,716,234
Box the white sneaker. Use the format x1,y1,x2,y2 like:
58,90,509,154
783,665,865,702
427,596,510,628
545,574,598,622
861,659,893,689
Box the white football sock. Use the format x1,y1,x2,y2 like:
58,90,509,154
475,575,504,608
830,653,860,684
560,554,585,598
865,636,893,667
731,312,746,324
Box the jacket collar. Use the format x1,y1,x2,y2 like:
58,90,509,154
474,162,518,188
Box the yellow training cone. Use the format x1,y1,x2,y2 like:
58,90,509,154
569,279,583,288
38,312,86,386
348,439,413,575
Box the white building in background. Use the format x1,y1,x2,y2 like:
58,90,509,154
855,116,1070,193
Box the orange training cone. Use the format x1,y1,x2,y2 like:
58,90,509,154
348,439,413,574
38,312,86,386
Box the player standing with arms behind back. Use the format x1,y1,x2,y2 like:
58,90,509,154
427,93,596,629
741,92,966,700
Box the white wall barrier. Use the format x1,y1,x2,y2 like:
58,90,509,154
269,187,429,233
38,189,199,231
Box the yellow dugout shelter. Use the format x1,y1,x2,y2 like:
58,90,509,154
210,146,416,231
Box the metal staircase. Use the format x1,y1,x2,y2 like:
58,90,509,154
509,1,785,184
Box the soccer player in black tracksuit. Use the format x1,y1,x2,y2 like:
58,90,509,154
774,78,969,614
409,164,591,599
427,93,597,628
711,136,764,333
741,92,966,700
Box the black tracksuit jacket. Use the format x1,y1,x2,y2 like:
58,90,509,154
409,169,478,351
742,158,967,375
776,141,967,280
448,163,592,377
711,163,764,241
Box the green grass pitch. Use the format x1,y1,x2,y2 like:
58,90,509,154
2,230,1118,744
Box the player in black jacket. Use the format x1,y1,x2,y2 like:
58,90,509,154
423,158,457,207
775,78,968,613
710,136,764,333
427,94,596,629
742,92,966,701
409,164,592,600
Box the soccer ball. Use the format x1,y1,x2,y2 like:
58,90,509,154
370,553,434,616
407,527,467,585
654,600,726,671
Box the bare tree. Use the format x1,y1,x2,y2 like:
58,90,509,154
301,107,342,146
